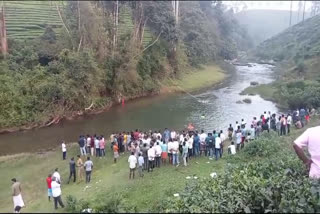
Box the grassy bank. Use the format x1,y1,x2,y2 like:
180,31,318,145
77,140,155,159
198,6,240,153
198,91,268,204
162,64,226,93
240,83,280,103
0,118,319,212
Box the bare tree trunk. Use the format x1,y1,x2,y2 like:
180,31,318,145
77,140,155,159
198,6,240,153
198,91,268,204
77,0,82,51
0,4,7,56
302,0,306,22
289,1,293,26
112,0,119,55
56,2,73,49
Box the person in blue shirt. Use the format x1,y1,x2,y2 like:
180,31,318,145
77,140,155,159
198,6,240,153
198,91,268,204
162,128,170,144
193,133,200,157
205,133,215,160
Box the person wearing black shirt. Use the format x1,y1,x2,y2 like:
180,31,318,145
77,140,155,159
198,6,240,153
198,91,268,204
67,157,76,184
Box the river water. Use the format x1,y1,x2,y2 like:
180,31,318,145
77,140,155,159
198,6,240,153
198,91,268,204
0,63,278,156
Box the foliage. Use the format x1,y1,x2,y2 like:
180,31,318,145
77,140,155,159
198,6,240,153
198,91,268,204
66,192,137,213
156,134,320,213
278,81,320,109
0,1,251,129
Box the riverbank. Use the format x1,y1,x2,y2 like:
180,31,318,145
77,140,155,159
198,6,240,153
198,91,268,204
0,118,318,212
161,64,227,93
0,64,228,135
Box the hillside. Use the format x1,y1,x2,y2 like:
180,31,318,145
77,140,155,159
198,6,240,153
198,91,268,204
256,14,320,62
243,13,320,110
236,9,310,46
3,1,63,40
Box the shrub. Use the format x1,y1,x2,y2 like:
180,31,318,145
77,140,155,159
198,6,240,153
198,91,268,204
156,134,320,213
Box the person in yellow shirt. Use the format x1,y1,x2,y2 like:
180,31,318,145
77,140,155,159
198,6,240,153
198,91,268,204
123,132,128,152
76,155,84,182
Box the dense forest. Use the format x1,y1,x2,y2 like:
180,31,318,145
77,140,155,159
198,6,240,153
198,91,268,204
0,1,251,130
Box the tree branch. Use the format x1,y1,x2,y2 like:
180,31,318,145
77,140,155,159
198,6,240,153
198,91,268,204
133,31,162,59
55,2,73,47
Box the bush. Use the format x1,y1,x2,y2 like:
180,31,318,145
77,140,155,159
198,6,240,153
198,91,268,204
243,133,280,157
156,134,320,213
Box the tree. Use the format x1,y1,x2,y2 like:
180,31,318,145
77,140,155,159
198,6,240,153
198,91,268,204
289,1,293,26
302,0,306,22
310,1,320,17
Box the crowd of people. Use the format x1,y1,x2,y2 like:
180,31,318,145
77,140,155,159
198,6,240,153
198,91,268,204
11,107,315,212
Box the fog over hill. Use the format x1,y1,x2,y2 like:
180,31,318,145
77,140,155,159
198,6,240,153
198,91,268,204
236,9,311,46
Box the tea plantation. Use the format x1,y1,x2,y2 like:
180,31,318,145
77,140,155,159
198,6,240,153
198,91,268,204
3,1,64,40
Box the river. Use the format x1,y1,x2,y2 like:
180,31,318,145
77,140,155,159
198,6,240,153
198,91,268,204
0,63,278,156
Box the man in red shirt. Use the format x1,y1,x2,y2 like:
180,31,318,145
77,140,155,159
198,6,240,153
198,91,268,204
134,129,140,141
46,174,52,201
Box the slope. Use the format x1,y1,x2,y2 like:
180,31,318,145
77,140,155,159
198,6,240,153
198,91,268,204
256,14,320,62
3,1,63,40
236,9,311,46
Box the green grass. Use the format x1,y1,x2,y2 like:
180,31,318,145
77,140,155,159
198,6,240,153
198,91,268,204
164,64,226,93
0,144,228,213
240,84,278,102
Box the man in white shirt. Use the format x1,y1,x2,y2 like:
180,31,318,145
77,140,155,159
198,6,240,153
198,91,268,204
215,134,222,161
51,177,64,209
228,141,236,155
128,152,137,179
199,130,207,156
187,135,194,160
62,141,66,160
84,157,93,183
287,114,292,134
172,139,180,167
154,142,162,168
147,146,156,172
52,168,61,184
170,130,176,140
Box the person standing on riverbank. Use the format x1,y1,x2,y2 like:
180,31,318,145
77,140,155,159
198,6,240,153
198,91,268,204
287,114,292,134
51,177,64,210
12,178,25,213
193,133,200,157
228,125,233,141
67,157,76,184
280,115,287,136
182,141,189,166
172,138,180,167
84,157,93,183
94,136,100,157
99,136,106,157
113,142,119,163
61,141,66,160
78,135,86,156
76,155,84,182
215,134,222,160
155,142,162,168
128,152,137,179
90,136,95,156
46,174,52,202
147,145,155,172
200,130,207,156
138,153,144,177
52,168,61,183
206,133,214,159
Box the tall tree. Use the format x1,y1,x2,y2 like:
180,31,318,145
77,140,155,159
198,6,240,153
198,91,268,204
0,3,7,56
297,0,303,22
302,0,306,22
289,1,293,26
113,0,119,53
